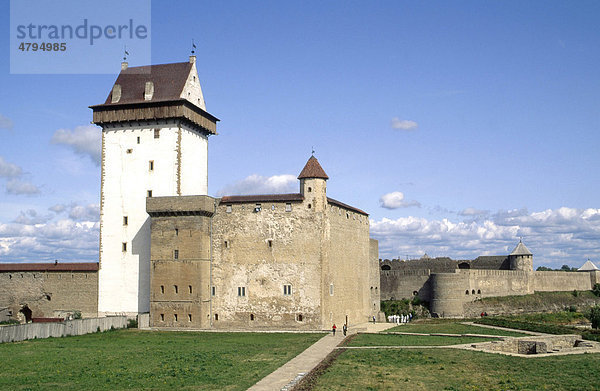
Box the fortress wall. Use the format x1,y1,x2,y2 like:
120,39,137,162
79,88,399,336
466,269,532,298
380,270,431,301
591,271,600,286
369,239,382,318
211,199,323,330
0,271,98,321
532,271,593,292
430,272,469,317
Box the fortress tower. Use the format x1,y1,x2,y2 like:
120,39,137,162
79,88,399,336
509,239,533,272
91,57,218,316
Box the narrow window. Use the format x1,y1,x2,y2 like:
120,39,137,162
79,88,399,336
188,285,192,294
122,242,127,252
308,187,312,192
285,203,292,212
329,283,334,296
224,240,229,248
160,314,164,321
254,203,261,212
472,289,476,295
154,128,160,139
123,216,128,226
346,213,349,219
465,290,469,295
250,314,255,321
126,148,133,154
214,313,218,321
477,289,481,294
147,190,153,198
174,249,179,259
174,285,178,294
188,314,192,322
211,286,216,296
160,285,164,294
283,284,292,296
175,228,178,236
149,160,154,171
297,314,303,322
174,314,178,322
238,286,246,297
308,204,312,209
268,240,273,248
226,205,232,213
137,136,140,144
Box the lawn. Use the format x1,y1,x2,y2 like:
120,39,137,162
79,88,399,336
345,333,495,347
0,329,324,390
386,321,527,337
311,348,600,390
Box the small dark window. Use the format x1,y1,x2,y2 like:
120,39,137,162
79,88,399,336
465,290,469,295
283,284,292,296
154,128,160,138
174,250,179,259
174,285,178,294
188,285,192,294
224,240,229,248
211,286,216,296
188,314,192,322
160,314,164,321
122,242,127,252
174,314,178,322
123,216,128,226
308,187,312,192
147,190,153,198
477,289,481,294
160,285,164,294
149,160,154,171
472,289,476,295
238,286,246,297
175,228,178,236
45,294,51,301
250,314,255,321
214,313,218,321
137,136,140,144
297,314,303,322
308,204,312,209
268,240,273,248
126,148,133,154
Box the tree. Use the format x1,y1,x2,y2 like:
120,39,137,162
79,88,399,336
588,306,600,329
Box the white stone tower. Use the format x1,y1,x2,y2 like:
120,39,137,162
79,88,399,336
91,57,218,316
509,239,533,272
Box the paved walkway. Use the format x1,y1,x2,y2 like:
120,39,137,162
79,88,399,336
247,322,395,391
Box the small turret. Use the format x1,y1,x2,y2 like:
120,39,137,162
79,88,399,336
298,156,328,212
509,239,533,272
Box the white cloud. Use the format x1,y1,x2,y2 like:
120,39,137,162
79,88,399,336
49,204,67,214
0,205,100,262
6,179,40,195
217,174,297,196
459,207,489,217
51,125,102,166
371,207,600,268
0,156,22,178
380,191,421,209
0,114,13,130
391,118,418,131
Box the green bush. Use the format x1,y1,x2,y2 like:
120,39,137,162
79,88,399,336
72,311,82,320
0,319,20,325
592,283,600,297
127,318,138,329
587,306,600,329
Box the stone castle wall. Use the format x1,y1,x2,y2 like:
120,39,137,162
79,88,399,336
0,270,98,321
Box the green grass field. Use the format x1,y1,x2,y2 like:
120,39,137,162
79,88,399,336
311,348,600,390
345,333,496,347
385,321,527,337
0,329,324,390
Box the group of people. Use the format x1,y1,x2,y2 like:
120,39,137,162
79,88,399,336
331,323,348,336
387,313,412,324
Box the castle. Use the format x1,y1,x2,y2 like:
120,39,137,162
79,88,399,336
380,240,600,317
90,57,381,329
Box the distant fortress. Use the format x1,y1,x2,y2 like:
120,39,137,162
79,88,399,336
380,240,600,317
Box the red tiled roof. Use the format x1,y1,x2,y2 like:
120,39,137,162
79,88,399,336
220,194,304,203
0,263,99,272
327,197,368,216
298,156,329,180
96,62,193,107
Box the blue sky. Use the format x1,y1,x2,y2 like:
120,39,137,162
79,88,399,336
1,1,599,267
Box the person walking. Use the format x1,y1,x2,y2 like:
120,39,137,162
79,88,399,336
342,323,347,336
332,323,336,336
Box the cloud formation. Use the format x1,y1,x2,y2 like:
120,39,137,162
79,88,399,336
371,207,600,268
391,117,418,131
0,157,22,178
0,114,13,130
0,203,100,262
459,207,489,217
0,156,41,195
51,125,102,166
217,174,297,196
380,191,421,209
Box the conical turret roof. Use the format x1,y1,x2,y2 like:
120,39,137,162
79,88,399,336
298,156,329,180
510,240,532,256
578,260,599,271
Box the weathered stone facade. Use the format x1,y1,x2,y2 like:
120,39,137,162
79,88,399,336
147,158,381,330
0,263,98,322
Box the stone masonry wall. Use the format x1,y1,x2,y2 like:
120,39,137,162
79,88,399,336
0,271,98,321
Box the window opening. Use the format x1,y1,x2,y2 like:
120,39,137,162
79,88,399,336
268,240,273,248
137,136,140,144
226,205,232,213
329,283,334,296
149,160,154,171
174,249,179,259
237,286,246,297
147,190,152,198
123,216,128,226
211,286,216,296
188,285,192,294
284,284,292,296
250,314,255,321
174,314,178,322
214,313,218,321
188,314,192,322
154,128,160,138
160,285,164,294
174,285,178,294
160,314,164,321
285,203,292,212
122,242,127,252
126,148,133,154
297,314,303,322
